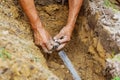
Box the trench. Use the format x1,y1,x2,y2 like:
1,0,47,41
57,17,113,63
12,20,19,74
0,0,113,80
34,1,107,80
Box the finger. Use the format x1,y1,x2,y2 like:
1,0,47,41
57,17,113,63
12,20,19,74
46,39,56,51
51,39,56,45
54,34,63,40
50,40,57,49
41,45,52,53
57,36,70,43
34,37,40,46
46,42,53,51
56,43,66,51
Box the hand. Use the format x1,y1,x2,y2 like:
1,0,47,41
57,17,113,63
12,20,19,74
54,26,73,50
34,27,54,53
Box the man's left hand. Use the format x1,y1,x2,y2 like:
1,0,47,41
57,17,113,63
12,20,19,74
54,26,73,50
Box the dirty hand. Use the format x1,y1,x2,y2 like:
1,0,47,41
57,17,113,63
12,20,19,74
54,26,73,50
34,28,54,53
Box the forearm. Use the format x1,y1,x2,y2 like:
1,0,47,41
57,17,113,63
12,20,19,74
19,0,43,31
66,0,83,31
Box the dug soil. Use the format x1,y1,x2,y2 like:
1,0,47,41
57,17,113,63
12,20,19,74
0,0,110,80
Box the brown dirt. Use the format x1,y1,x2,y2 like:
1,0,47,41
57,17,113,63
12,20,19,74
0,0,111,80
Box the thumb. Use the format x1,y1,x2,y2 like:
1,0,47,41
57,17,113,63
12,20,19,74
57,36,70,43
54,33,62,40
56,43,66,51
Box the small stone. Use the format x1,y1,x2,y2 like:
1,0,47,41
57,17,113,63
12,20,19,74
112,16,119,20
113,14,120,20
101,19,111,26
66,70,69,73
29,65,34,70
2,31,9,35
48,75,59,80
60,65,65,69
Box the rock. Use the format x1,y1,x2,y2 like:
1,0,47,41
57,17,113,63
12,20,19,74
106,54,120,78
60,65,65,69
83,0,120,79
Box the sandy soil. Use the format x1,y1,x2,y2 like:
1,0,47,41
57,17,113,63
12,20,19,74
0,0,109,80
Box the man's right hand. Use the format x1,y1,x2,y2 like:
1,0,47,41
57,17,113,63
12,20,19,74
19,0,54,53
33,27,54,53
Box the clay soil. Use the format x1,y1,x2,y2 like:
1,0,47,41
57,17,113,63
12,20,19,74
0,0,108,80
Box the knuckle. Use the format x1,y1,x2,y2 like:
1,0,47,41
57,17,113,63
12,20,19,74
48,51,52,54
35,42,39,46
40,42,45,46
44,50,51,54
39,40,48,46
67,38,71,41
35,42,38,45
43,50,48,53
44,41,48,44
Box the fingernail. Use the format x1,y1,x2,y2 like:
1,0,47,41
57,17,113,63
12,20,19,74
53,37,56,40
57,48,60,51
48,51,52,54
54,39,58,42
